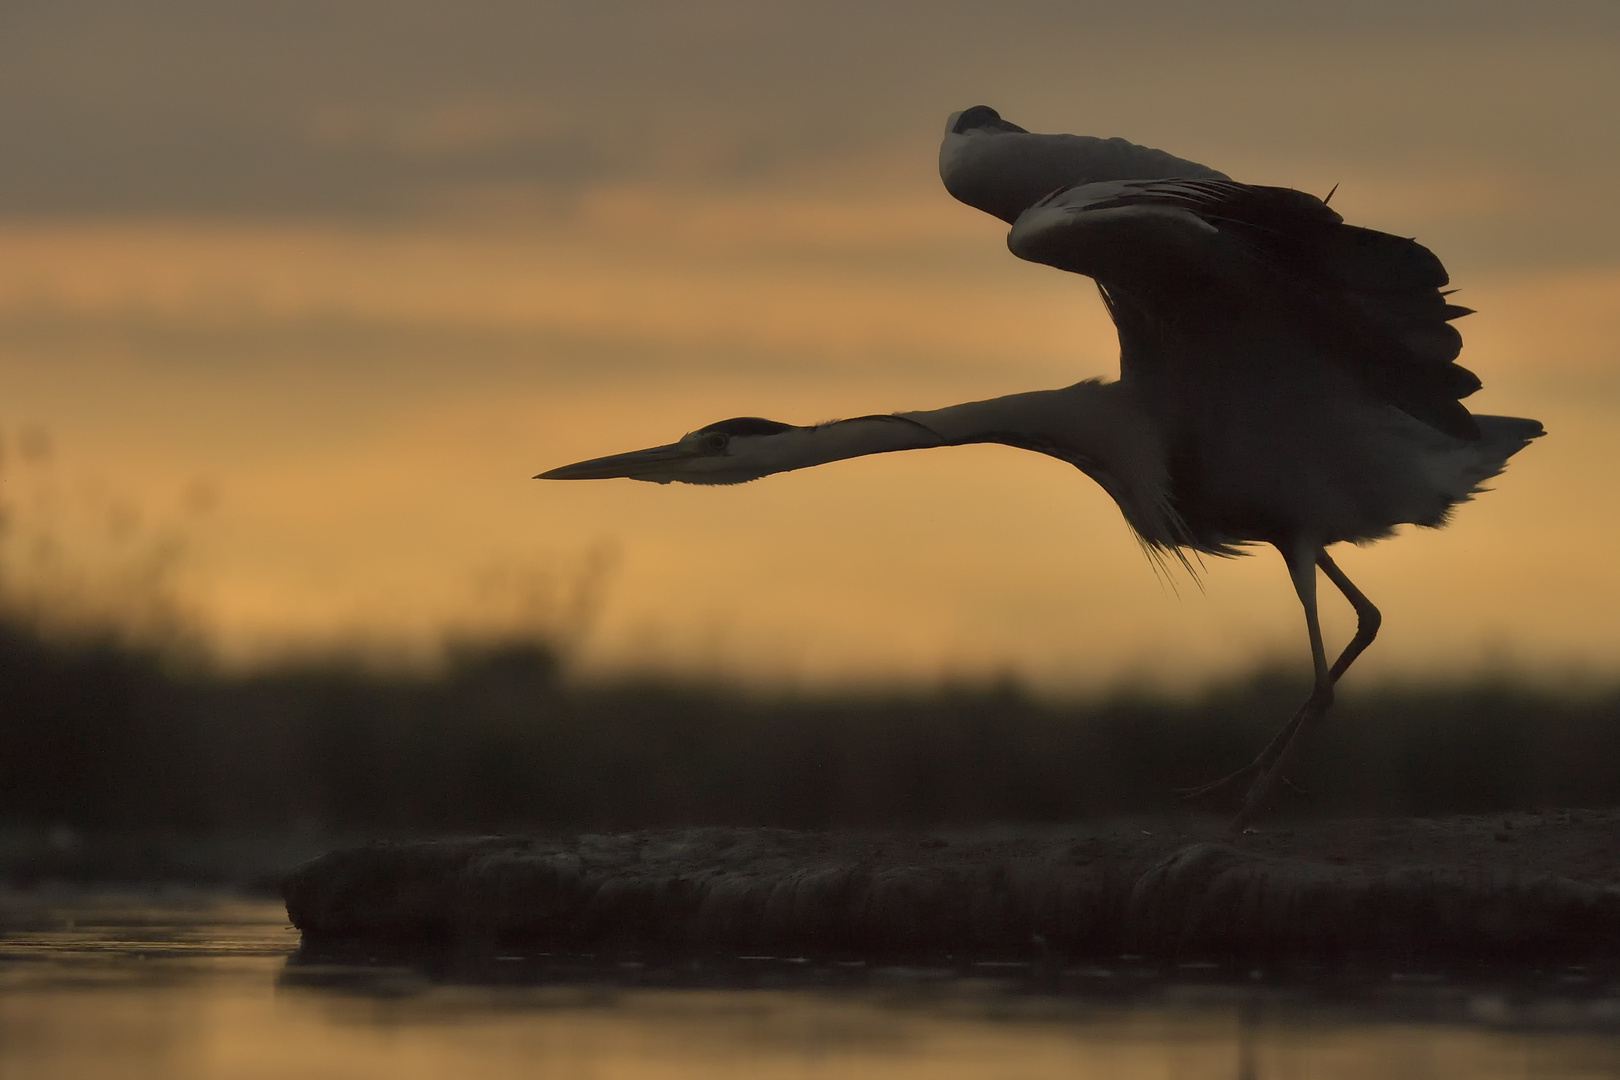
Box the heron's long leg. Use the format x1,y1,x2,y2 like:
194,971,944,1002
1179,549,1382,803
1231,544,1336,832
1316,549,1381,681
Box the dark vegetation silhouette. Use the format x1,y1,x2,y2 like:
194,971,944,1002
4,617,1619,839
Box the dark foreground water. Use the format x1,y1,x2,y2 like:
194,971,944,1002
5,893,1620,1079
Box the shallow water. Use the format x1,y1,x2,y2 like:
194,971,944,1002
4,893,1620,1079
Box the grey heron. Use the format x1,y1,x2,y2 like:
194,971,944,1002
540,106,1543,830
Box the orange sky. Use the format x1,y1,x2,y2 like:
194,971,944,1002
2,2,1617,688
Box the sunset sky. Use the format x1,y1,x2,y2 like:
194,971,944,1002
2,1,1617,688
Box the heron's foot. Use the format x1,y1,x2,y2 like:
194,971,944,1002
1231,745,1323,832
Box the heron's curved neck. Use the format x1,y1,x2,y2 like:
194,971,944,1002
766,380,1179,546
915,381,1176,537
901,380,1142,456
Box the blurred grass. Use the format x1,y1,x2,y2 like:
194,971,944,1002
2,615,1617,845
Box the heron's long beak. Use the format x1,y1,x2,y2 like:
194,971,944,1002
535,442,696,481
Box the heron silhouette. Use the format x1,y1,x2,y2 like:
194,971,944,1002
540,106,1543,830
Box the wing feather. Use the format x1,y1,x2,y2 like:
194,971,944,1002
1008,179,1483,440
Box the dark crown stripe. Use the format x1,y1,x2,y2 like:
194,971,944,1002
696,417,795,437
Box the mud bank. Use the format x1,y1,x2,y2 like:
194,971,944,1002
283,811,1620,962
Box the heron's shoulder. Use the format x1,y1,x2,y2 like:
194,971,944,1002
1068,178,1342,228
1056,179,1454,301
1007,179,1342,265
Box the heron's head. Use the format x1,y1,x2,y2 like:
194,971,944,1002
537,416,803,485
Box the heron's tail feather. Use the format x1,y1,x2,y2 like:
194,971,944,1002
1471,414,1545,475
1429,414,1545,512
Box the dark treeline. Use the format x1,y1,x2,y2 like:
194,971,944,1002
3,616,1618,834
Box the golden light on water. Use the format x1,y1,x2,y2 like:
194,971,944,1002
15,976,1612,1080
2,2,1617,688
5,897,1620,1080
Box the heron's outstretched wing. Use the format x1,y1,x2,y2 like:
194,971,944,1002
939,106,1229,225
1009,179,1482,440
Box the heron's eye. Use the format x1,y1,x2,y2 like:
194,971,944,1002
701,432,729,453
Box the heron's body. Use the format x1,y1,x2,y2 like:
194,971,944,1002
542,106,1543,828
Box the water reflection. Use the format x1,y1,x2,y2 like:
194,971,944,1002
4,893,1620,1079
